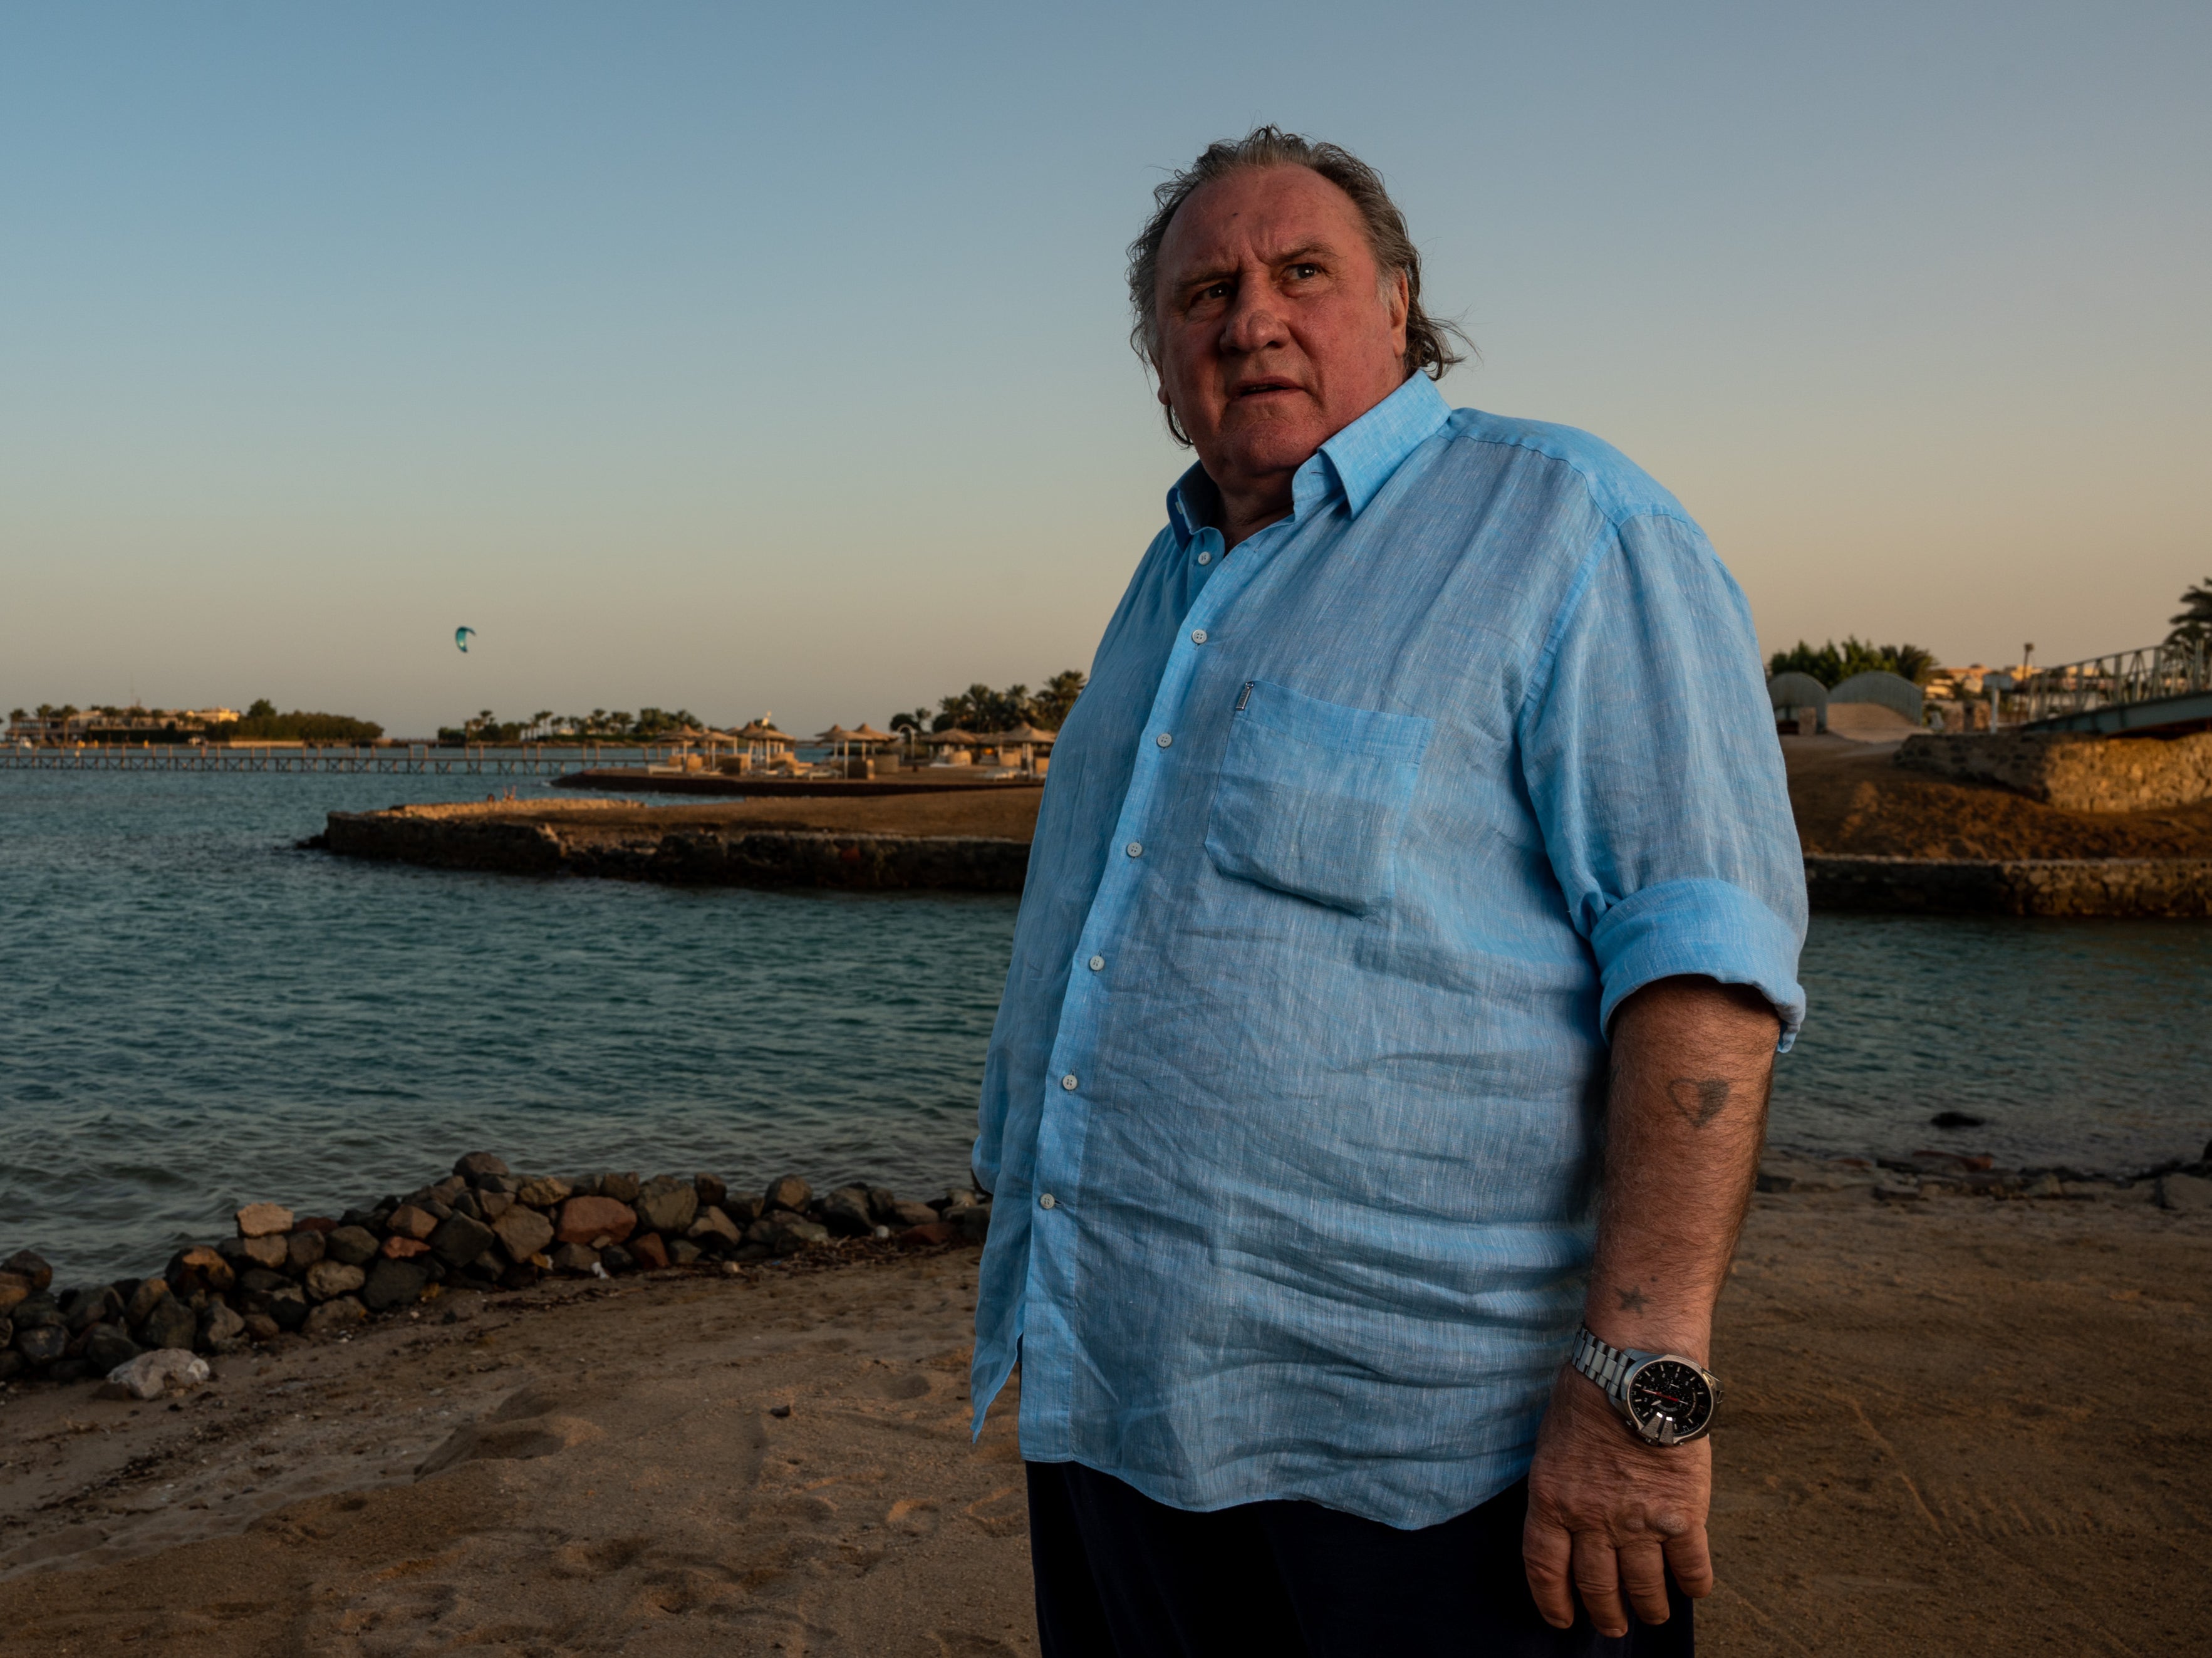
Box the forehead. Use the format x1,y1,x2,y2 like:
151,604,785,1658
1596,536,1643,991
1158,165,1373,282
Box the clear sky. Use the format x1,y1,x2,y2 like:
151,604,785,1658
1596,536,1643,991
3,1,2205,736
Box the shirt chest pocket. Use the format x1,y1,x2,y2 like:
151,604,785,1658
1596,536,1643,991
1203,680,1433,917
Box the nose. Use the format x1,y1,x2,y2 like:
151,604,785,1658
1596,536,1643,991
1218,279,1288,357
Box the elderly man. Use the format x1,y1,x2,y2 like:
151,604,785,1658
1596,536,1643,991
970,128,1804,1654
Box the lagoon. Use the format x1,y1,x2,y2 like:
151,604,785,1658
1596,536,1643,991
4,769,2207,1283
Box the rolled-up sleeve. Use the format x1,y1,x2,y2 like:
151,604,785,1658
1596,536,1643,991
1518,512,1807,1048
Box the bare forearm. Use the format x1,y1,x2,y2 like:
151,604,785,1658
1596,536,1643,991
1583,976,1780,1364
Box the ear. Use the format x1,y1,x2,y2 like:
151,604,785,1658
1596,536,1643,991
1387,268,1410,341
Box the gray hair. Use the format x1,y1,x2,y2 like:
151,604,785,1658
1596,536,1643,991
1128,127,1468,444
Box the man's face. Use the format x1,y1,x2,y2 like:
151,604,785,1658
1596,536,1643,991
1153,165,1410,500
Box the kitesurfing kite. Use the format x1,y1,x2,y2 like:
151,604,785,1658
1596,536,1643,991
455,627,476,654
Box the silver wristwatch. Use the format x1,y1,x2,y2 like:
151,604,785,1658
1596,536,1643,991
1571,1325,1722,1446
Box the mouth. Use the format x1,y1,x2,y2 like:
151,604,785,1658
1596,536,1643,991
1231,378,1302,401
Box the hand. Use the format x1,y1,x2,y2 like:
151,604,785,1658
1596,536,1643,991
1522,1365,1714,1637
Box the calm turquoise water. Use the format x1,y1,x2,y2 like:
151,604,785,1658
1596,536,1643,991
4,768,2208,1285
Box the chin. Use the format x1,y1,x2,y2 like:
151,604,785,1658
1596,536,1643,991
1211,409,1330,476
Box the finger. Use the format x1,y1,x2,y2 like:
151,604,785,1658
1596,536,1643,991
1662,1522,1716,1600
1521,1508,1577,1630
1571,1532,1629,1640
1617,1539,1673,1625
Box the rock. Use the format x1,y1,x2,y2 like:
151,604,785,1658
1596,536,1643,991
492,1205,556,1264
694,1173,727,1209
361,1257,432,1311
235,1202,294,1239
123,1276,172,1328
548,1243,600,1273
943,1203,992,1243
454,1151,511,1184
629,1233,670,1271
898,1222,955,1249
286,1230,327,1274
598,1172,641,1203
883,1199,940,1229
82,1322,142,1371
556,1195,639,1246
304,1260,366,1301
478,1191,513,1221
723,1192,765,1224
462,1249,504,1281
14,1324,68,1365
241,1313,280,1342
747,1214,829,1255
13,1292,63,1329
440,1293,485,1322
264,1287,308,1332
0,1272,33,1314
48,1358,93,1383
635,1176,699,1236
137,1296,199,1353
168,1246,236,1293
819,1186,875,1238
938,1187,977,1211
1929,1110,1988,1129
387,1204,439,1241
450,1189,485,1223
293,1215,338,1234
0,1350,24,1380
199,1300,247,1350
600,1244,636,1275
2,1249,54,1292
2156,1172,2212,1212
231,1235,289,1271
381,1235,431,1260
0,1316,10,1350
2025,1173,2067,1198
516,1176,572,1209
429,1212,497,1270
325,1226,380,1267
687,1206,742,1246
102,1348,210,1400
763,1174,812,1214
304,1296,367,1336
430,1175,469,1204
65,1285,124,1333
667,1239,702,1265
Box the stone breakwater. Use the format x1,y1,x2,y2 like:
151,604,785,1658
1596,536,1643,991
0,1152,992,1391
312,806,1029,891
1805,855,2212,915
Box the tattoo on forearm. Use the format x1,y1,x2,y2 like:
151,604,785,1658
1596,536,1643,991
1616,1284,1649,1312
1666,1078,1733,1129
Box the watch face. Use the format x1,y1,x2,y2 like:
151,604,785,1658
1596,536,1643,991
1626,1360,1714,1441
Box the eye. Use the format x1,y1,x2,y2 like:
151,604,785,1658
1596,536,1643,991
1287,263,1321,280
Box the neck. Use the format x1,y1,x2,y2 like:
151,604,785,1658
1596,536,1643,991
1208,467,1296,551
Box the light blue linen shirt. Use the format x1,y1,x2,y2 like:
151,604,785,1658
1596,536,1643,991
970,372,1805,1530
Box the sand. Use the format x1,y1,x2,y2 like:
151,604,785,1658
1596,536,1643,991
1783,734,2212,860
2,1191,2204,1655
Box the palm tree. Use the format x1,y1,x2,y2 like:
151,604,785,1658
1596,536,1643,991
2169,577,2212,651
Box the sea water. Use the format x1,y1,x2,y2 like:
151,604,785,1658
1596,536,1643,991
3,768,2208,1283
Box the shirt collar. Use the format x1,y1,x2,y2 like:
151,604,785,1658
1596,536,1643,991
1165,373,1453,540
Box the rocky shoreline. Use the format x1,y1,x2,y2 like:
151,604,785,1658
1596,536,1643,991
0,1152,992,1393
1804,853,2212,915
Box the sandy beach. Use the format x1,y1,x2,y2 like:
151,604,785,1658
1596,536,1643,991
3,1185,2204,1655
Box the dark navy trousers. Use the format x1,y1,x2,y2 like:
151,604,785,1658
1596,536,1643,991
1027,1461,1694,1657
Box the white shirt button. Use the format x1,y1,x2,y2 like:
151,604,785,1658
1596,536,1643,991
1190,629,1207,644
1061,1073,1078,1090
1197,550,1212,565
1038,1192,1057,1209
1126,840,1143,858
1088,955,1104,971
1156,733,1173,748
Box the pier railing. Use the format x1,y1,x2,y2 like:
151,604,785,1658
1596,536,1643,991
2015,640,2210,729
0,744,640,776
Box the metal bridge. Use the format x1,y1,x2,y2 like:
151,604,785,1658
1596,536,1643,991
2015,641,2212,736
0,744,637,776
